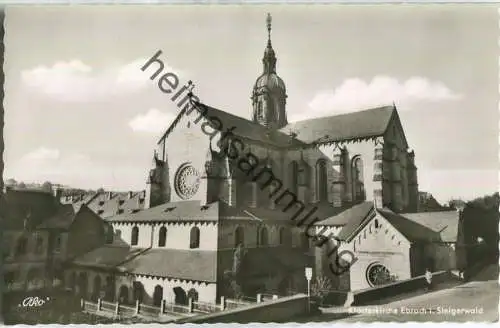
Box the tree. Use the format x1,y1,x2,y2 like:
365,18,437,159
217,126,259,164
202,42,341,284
311,275,332,306
41,181,53,192
17,182,26,189
223,244,247,299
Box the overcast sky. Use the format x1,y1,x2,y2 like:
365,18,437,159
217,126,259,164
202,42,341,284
3,5,498,204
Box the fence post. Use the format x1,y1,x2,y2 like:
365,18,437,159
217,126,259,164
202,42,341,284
135,299,140,315
272,294,278,300
115,301,119,316
97,298,102,311
188,298,193,313
220,296,226,310
80,298,85,310
161,299,166,314
257,293,262,303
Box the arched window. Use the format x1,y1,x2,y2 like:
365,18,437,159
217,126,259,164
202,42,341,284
257,102,263,120
158,226,167,247
187,288,199,302
153,285,163,306
279,227,292,246
133,281,144,303
259,227,268,246
234,226,244,247
105,225,114,244
288,161,298,195
131,226,139,246
374,219,379,229
190,227,200,249
301,233,309,250
34,234,44,254
351,155,365,202
315,159,328,202
16,237,27,256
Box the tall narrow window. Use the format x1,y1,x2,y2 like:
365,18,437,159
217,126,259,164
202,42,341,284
158,226,167,247
190,227,200,249
34,234,44,254
315,159,328,202
16,237,27,256
351,155,365,202
131,226,139,246
54,235,62,253
288,161,298,195
234,226,244,247
259,227,268,246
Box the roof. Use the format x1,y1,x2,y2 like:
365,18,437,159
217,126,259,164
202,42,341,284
3,189,59,230
119,249,218,282
159,101,305,148
401,211,460,243
378,209,442,243
316,201,374,228
62,190,146,218
334,202,376,241
281,105,395,145
105,200,220,223
72,245,147,269
237,248,313,277
36,204,76,230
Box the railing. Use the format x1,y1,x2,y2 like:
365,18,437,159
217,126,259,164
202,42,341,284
80,292,280,321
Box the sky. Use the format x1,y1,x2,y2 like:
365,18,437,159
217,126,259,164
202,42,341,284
3,5,498,204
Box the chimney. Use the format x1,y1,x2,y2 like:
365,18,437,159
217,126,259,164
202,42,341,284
106,192,112,201
128,191,133,199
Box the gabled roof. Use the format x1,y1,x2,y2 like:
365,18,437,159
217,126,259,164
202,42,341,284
119,249,218,283
315,201,374,228
281,105,395,145
401,211,460,243
158,101,305,148
378,209,442,243
36,204,76,230
71,245,148,269
104,200,220,223
335,202,376,241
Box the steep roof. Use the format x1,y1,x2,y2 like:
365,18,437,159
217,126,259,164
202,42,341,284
401,211,460,243
315,201,374,228
104,200,220,223
378,209,442,243
281,105,395,145
159,101,305,148
119,249,218,282
334,202,376,241
36,204,76,230
71,245,148,269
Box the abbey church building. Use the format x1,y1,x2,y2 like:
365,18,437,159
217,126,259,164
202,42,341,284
66,13,463,305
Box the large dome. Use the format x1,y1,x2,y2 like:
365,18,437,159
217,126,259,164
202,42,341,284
254,73,286,93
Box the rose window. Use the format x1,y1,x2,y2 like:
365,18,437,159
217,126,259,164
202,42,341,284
175,164,200,199
366,263,392,287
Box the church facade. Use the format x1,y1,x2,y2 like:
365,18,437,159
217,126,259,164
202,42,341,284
64,14,462,306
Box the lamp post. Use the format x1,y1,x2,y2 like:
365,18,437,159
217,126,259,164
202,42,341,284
305,267,312,313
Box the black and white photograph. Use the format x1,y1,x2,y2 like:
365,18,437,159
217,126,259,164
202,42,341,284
0,4,498,324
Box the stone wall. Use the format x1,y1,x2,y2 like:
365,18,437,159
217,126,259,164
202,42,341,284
176,293,310,323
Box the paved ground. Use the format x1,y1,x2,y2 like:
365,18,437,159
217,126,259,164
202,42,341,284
306,264,499,323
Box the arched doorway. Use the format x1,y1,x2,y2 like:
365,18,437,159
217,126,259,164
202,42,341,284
68,272,76,291
77,272,88,298
91,275,102,301
187,288,199,302
153,285,163,306
119,285,129,304
132,281,144,303
234,226,244,247
105,276,115,302
173,287,187,305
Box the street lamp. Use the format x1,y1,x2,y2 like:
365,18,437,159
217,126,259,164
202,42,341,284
305,267,312,313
